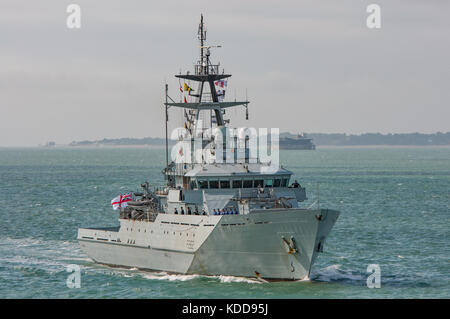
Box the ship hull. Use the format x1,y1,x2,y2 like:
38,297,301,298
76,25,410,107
78,208,339,280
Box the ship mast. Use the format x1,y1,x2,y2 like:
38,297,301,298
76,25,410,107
163,15,250,185
167,15,248,122
199,14,206,77
165,84,169,173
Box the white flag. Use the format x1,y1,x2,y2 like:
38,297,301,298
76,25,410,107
111,193,132,210
215,80,227,102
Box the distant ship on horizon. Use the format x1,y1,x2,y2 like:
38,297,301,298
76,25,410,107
279,133,316,150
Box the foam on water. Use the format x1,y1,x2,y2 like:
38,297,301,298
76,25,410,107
142,272,201,282
311,264,365,283
298,276,311,282
0,237,86,277
216,275,262,284
139,271,262,284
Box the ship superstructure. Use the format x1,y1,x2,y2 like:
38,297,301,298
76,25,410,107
78,15,339,280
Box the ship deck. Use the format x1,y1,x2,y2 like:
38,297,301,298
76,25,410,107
82,226,120,232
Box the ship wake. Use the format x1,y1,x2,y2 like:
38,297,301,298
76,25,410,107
310,264,365,284
140,271,262,284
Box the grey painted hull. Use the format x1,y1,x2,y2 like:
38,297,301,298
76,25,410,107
78,208,339,280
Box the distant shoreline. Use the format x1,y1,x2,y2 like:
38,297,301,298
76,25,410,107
64,132,450,148
67,144,450,149
2,145,450,150
315,144,450,149
63,144,450,151
4,132,450,148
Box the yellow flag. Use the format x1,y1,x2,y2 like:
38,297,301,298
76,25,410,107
184,83,194,92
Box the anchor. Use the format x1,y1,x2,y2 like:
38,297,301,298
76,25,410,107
281,236,298,254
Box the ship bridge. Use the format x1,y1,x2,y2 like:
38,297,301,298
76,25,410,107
184,163,293,190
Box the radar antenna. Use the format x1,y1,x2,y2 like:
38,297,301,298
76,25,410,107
197,15,222,75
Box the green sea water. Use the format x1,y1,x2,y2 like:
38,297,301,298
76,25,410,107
0,147,448,298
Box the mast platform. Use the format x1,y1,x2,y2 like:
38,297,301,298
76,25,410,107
165,101,249,110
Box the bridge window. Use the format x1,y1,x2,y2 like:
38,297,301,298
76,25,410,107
220,180,230,189
198,180,208,189
254,180,263,188
243,180,253,188
232,180,242,188
190,180,198,189
265,179,273,187
209,180,219,189
274,179,281,187
281,178,289,187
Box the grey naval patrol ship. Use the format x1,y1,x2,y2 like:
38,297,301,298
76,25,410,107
78,15,339,281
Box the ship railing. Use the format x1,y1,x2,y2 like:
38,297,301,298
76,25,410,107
171,162,193,176
154,187,168,196
146,212,159,222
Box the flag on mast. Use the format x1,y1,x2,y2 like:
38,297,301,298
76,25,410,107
214,80,227,88
111,193,133,210
184,83,194,92
214,80,227,102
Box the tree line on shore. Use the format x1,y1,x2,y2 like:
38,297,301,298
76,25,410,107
69,132,450,146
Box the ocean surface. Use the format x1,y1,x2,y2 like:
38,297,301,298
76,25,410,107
0,147,448,298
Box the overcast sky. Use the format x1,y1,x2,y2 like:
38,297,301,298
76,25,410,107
1,0,449,146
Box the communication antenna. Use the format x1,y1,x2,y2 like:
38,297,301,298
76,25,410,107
164,84,169,179
245,89,249,120
198,14,206,71
317,181,320,210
